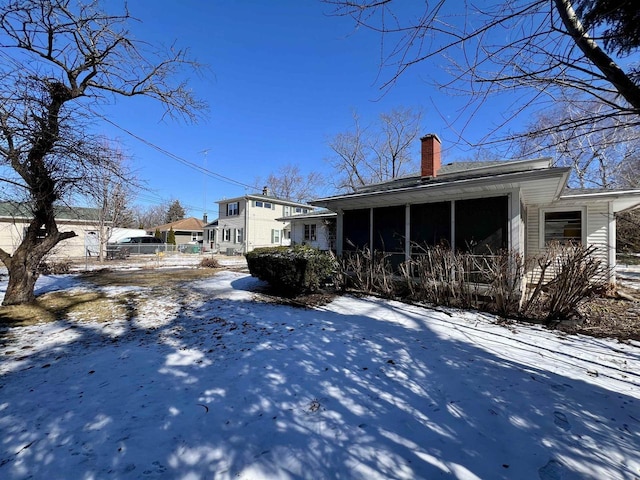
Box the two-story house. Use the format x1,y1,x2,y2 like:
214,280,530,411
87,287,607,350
214,189,314,254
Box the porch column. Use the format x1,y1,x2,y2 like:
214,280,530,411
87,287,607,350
336,209,343,256
405,204,411,261
450,200,456,250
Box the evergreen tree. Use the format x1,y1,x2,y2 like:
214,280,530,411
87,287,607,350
165,200,186,223
167,227,176,245
154,228,161,239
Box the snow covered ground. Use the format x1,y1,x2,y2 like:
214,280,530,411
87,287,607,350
0,268,639,479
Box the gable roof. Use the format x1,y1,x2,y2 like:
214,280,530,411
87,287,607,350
152,217,205,232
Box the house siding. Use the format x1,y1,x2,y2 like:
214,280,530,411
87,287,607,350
216,197,311,253
526,201,612,283
0,219,99,259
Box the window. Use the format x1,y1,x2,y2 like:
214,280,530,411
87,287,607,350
410,201,451,252
295,207,309,214
263,202,272,209
272,229,281,243
235,228,243,244
226,202,239,216
283,206,291,216
222,229,231,242
304,224,317,241
343,208,370,251
544,210,582,245
455,196,508,254
255,201,263,208
284,230,291,240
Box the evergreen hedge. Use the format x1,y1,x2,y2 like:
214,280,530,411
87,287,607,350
245,246,338,294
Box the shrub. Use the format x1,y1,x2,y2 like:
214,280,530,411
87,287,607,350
245,246,338,294
199,257,220,269
37,260,71,275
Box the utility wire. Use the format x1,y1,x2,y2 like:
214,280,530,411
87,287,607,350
95,114,256,190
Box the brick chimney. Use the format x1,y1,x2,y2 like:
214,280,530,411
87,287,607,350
421,134,441,177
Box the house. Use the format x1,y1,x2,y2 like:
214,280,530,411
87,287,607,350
0,202,104,258
276,210,337,251
150,217,205,246
214,189,314,254
311,134,640,283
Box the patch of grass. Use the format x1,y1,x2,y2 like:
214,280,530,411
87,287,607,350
80,267,220,288
0,291,110,326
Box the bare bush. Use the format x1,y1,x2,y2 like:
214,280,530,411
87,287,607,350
340,243,607,322
199,258,220,269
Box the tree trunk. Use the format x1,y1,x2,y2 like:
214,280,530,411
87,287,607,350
2,247,40,305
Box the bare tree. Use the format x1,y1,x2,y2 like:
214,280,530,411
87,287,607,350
264,164,324,203
326,107,422,192
0,0,205,305
86,142,138,261
132,203,169,230
517,100,640,188
323,1,640,147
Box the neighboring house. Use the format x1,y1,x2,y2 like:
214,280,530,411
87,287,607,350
0,202,104,258
149,217,205,246
277,210,337,251
215,189,314,254
203,219,218,251
311,134,640,284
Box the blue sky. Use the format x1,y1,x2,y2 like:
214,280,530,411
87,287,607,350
95,1,519,218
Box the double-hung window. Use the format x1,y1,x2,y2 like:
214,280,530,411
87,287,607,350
304,224,317,241
226,202,239,216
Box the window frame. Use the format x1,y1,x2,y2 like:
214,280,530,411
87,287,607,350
226,202,239,216
539,207,586,247
304,223,317,241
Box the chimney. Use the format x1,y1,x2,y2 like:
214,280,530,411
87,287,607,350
421,134,441,177
203,213,208,223
262,185,269,196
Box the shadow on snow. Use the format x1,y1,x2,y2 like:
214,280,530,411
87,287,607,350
0,272,638,479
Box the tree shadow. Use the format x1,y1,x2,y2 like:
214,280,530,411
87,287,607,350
0,271,638,479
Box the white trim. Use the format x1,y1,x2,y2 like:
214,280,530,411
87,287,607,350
539,206,586,247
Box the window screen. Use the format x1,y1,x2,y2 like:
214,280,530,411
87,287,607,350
410,201,451,252
343,209,370,251
455,196,508,254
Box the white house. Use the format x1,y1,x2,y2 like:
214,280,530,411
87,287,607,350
214,189,314,254
0,202,104,259
276,210,336,251
311,134,640,284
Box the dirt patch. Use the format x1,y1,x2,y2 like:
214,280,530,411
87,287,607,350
0,268,222,325
79,267,220,288
0,291,112,326
557,287,640,341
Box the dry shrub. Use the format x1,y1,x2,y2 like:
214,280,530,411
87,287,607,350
199,257,220,269
340,243,607,322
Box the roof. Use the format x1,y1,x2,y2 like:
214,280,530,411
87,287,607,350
152,217,205,232
276,210,337,222
559,187,640,213
216,193,313,208
312,159,572,210
0,202,102,222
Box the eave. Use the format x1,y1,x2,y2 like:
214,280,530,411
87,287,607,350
312,168,571,210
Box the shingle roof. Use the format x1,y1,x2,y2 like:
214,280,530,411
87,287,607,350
153,217,205,232
0,202,102,221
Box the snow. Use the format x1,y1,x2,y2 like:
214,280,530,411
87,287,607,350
0,268,639,479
